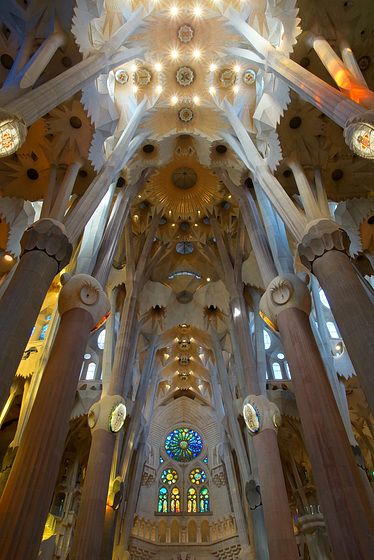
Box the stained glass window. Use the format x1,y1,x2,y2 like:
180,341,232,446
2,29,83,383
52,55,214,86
203,456,208,464
160,456,164,464
170,487,180,513
187,488,197,513
39,324,49,341
97,329,106,350
200,488,209,513
161,469,178,485
189,469,206,485
158,487,168,513
165,428,203,462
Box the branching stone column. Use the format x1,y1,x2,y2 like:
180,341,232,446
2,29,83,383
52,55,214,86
70,215,162,560
298,219,374,415
260,273,374,559
0,274,109,560
0,218,72,413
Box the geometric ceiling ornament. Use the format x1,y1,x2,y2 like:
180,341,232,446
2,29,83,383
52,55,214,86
172,167,197,189
176,67,194,87
219,69,236,87
135,68,152,86
178,25,193,43
243,70,256,85
179,108,194,122
148,156,222,219
115,69,129,84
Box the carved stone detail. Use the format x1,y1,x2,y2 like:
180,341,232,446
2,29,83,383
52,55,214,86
58,273,110,327
298,218,350,271
87,394,126,433
260,273,311,329
21,218,72,271
243,394,282,435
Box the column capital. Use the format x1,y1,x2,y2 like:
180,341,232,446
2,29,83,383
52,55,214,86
87,394,126,433
58,273,110,328
21,218,72,271
243,394,281,435
259,273,311,330
298,218,350,271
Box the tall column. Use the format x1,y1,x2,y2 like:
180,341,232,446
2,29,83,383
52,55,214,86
0,218,72,413
298,219,374,414
209,214,298,560
0,274,109,560
260,273,374,560
222,441,251,552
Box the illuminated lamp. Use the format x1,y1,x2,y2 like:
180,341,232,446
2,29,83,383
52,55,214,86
0,109,27,157
344,111,374,159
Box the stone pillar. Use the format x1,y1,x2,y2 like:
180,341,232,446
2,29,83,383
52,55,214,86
260,273,374,559
298,219,374,414
243,395,298,560
0,218,72,413
0,274,109,560
69,393,126,560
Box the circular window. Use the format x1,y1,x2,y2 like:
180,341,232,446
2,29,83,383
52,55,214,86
161,468,178,485
165,428,203,462
189,469,206,484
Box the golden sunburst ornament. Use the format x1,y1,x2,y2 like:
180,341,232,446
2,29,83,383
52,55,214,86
148,155,221,218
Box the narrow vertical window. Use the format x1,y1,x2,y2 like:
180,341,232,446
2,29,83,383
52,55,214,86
187,488,197,513
171,487,180,513
86,363,96,380
158,487,168,513
199,488,209,513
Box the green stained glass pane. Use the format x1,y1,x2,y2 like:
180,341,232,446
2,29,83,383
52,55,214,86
189,468,206,485
187,487,197,513
164,428,202,462
158,487,168,513
161,468,178,485
200,488,209,513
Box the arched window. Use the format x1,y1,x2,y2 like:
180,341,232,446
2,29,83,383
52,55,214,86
199,488,209,512
263,330,271,350
161,468,178,485
158,487,168,513
272,362,282,380
86,363,96,380
189,468,206,485
326,322,339,339
97,329,106,350
187,487,197,513
319,288,330,308
170,487,180,513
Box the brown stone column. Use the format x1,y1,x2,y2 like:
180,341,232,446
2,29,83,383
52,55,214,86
298,219,374,414
69,294,139,560
0,274,109,560
261,274,374,560
0,219,72,413
72,428,117,559
243,395,298,560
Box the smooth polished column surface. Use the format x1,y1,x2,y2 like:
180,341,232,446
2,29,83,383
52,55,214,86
254,429,298,560
299,219,374,415
278,306,374,560
70,428,116,560
0,307,93,560
0,219,71,413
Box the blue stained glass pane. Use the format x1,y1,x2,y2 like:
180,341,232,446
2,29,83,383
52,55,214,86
39,324,49,341
160,456,164,463
158,487,168,513
203,456,208,464
164,428,203,462
200,488,209,512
